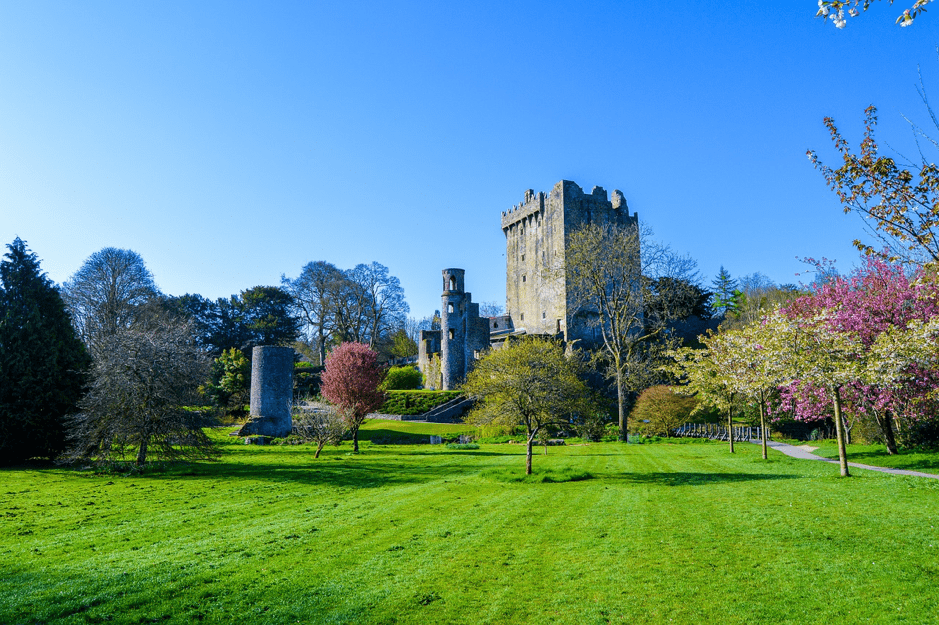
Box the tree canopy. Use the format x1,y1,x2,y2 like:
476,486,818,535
0,238,91,464
462,337,596,474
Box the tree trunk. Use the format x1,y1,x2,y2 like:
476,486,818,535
832,387,850,477
616,365,627,442
315,441,325,459
526,433,534,475
727,401,735,454
352,428,359,453
759,389,768,460
136,438,148,467
878,410,899,455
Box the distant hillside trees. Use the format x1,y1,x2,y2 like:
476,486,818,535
0,239,91,464
282,260,409,364
167,286,301,356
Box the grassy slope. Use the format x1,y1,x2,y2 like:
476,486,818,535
1,434,938,624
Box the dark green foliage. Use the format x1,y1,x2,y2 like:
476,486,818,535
164,287,300,356
377,390,461,415
294,362,323,399
381,366,422,391
204,348,251,415
0,238,91,464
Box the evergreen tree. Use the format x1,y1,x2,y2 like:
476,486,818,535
0,238,91,464
710,266,738,315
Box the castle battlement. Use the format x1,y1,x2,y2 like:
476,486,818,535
501,189,546,229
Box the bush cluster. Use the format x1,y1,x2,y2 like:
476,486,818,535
380,366,422,391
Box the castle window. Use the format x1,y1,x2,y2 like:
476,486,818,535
448,329,455,340
493,322,498,328
449,276,456,291
522,275,526,283
542,312,546,319
521,254,525,261
520,313,524,321
447,303,454,313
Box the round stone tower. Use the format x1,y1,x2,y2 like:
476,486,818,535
242,345,294,437
441,268,466,390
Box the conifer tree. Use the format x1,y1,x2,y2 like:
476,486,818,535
710,266,738,315
0,238,91,464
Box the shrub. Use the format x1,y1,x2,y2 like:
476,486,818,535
377,390,462,415
294,362,324,399
630,385,697,437
381,366,422,391
445,442,480,450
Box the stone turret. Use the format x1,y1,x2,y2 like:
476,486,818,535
441,268,466,391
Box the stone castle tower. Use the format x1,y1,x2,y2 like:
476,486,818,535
418,269,490,390
501,180,639,345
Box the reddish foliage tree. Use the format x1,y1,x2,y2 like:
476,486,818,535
320,342,385,452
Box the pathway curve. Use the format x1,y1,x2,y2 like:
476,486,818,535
753,440,939,480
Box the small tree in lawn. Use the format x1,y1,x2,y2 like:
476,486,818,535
666,332,740,453
319,342,385,453
462,337,596,475
292,405,348,458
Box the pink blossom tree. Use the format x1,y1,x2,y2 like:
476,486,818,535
780,256,939,454
320,342,385,453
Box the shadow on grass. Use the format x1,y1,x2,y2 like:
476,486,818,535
613,472,801,486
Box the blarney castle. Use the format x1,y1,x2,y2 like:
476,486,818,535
419,180,638,389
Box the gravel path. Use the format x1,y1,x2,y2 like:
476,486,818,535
756,440,939,480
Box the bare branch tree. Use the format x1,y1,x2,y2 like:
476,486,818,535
61,247,161,352
64,318,216,467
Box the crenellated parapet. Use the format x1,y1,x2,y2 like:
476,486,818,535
501,189,546,230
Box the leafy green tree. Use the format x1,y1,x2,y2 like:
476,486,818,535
0,239,91,464
389,328,418,360
205,348,251,416
462,338,596,474
237,286,301,351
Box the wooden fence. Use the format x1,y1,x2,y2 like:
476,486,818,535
672,423,762,442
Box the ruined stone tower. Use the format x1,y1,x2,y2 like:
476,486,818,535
501,180,639,345
428,269,490,390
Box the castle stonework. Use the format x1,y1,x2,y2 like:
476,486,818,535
439,269,489,390
501,180,638,345
418,180,638,388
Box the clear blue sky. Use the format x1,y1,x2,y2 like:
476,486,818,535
2,1,938,318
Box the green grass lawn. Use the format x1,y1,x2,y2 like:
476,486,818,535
806,441,939,473
2,429,938,624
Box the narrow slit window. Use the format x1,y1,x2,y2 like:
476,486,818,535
447,303,454,313
448,329,455,340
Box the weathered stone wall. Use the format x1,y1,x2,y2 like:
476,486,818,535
501,180,639,346
239,346,294,437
